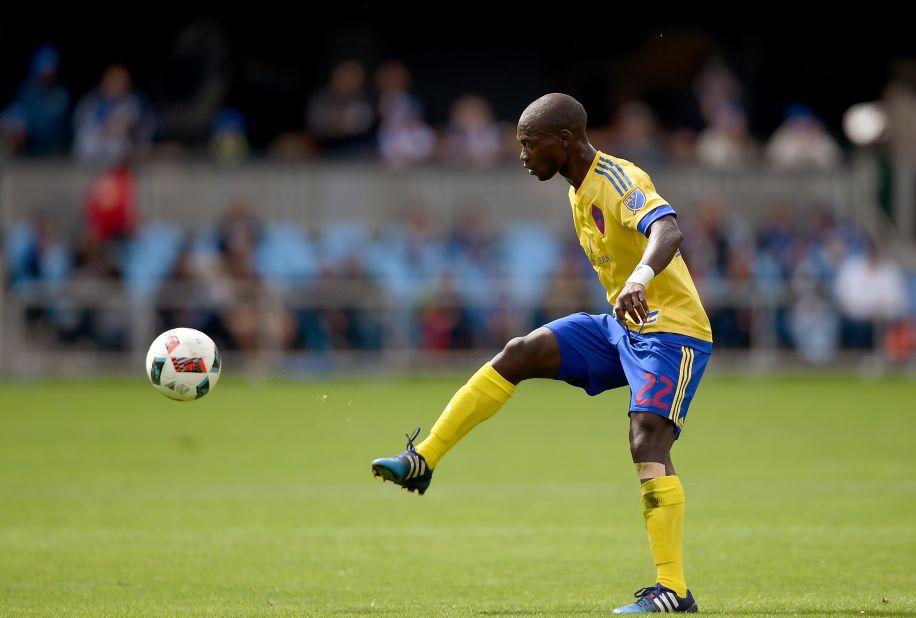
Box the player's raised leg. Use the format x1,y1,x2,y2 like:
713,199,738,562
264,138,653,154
371,327,561,494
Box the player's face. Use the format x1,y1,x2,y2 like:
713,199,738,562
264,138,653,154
517,124,564,181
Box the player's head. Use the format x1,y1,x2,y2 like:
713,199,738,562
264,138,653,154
517,93,587,181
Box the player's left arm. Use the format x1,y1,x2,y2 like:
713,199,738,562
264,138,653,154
613,215,683,323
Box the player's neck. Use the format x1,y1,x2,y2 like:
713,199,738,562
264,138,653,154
563,142,598,191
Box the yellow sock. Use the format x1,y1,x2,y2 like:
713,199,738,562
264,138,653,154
641,475,687,598
415,363,515,469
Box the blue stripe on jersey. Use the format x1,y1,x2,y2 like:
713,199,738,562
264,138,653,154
598,157,633,188
636,204,676,236
594,169,624,195
611,161,634,188
598,161,630,192
599,157,633,189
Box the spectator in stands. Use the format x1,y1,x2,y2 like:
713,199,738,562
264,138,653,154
0,105,29,158
156,243,228,346
417,272,473,350
833,238,908,349
765,104,842,170
59,226,127,350
442,95,503,167
604,101,665,165
693,58,743,128
402,205,443,279
206,200,297,351
6,211,70,294
375,60,435,167
73,64,154,166
305,59,375,157
300,255,385,352
667,128,698,166
216,199,262,258
696,104,758,169
533,246,594,325
208,107,249,166
84,164,138,244
788,254,839,363
1,45,70,156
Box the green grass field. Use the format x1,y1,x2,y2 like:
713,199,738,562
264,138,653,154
2,374,915,617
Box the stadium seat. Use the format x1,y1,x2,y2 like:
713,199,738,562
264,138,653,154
123,223,184,299
318,222,371,264
497,222,562,306
254,223,318,284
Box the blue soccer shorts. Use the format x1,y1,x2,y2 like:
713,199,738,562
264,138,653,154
544,312,711,438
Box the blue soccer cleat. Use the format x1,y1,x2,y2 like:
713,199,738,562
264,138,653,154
371,427,433,495
612,584,698,613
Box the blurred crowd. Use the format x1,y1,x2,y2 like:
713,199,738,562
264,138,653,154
6,185,916,364
1,46,852,171
4,43,916,366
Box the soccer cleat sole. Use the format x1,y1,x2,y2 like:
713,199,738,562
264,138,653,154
371,463,430,495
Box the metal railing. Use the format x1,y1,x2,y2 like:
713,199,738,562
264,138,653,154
0,159,898,376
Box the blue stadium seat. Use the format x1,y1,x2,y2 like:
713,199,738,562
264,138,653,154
5,223,37,286
254,223,318,284
123,223,184,299
318,222,370,264
497,223,562,306
365,226,414,299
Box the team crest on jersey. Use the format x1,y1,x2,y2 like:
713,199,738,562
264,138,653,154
591,204,605,234
627,309,660,326
623,188,647,213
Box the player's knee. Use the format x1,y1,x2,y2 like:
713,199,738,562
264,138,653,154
493,332,553,382
629,430,651,461
496,336,530,373
502,336,527,359
491,327,561,384
629,414,674,461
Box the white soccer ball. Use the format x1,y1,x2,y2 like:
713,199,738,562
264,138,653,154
145,328,221,401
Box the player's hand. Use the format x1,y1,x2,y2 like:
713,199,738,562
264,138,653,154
614,282,650,324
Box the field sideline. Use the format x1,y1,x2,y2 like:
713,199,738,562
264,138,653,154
1,375,915,617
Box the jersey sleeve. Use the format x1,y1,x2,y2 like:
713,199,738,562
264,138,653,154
608,165,676,236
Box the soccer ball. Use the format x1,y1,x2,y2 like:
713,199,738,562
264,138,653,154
145,328,221,401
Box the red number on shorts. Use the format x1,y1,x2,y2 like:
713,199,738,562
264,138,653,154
635,372,655,406
651,376,674,411
635,373,673,411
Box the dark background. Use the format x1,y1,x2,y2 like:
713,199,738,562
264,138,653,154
2,11,913,148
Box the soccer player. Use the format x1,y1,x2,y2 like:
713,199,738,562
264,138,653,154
372,93,712,614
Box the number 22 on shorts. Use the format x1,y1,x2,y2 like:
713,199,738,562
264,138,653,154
634,372,673,411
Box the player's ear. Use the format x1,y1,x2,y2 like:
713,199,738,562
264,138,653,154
559,128,572,147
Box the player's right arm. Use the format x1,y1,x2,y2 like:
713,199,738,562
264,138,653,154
613,215,683,324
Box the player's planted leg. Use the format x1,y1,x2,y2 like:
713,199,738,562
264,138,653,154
613,412,696,613
371,328,561,494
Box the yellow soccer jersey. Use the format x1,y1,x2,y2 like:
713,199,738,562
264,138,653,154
568,152,712,343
